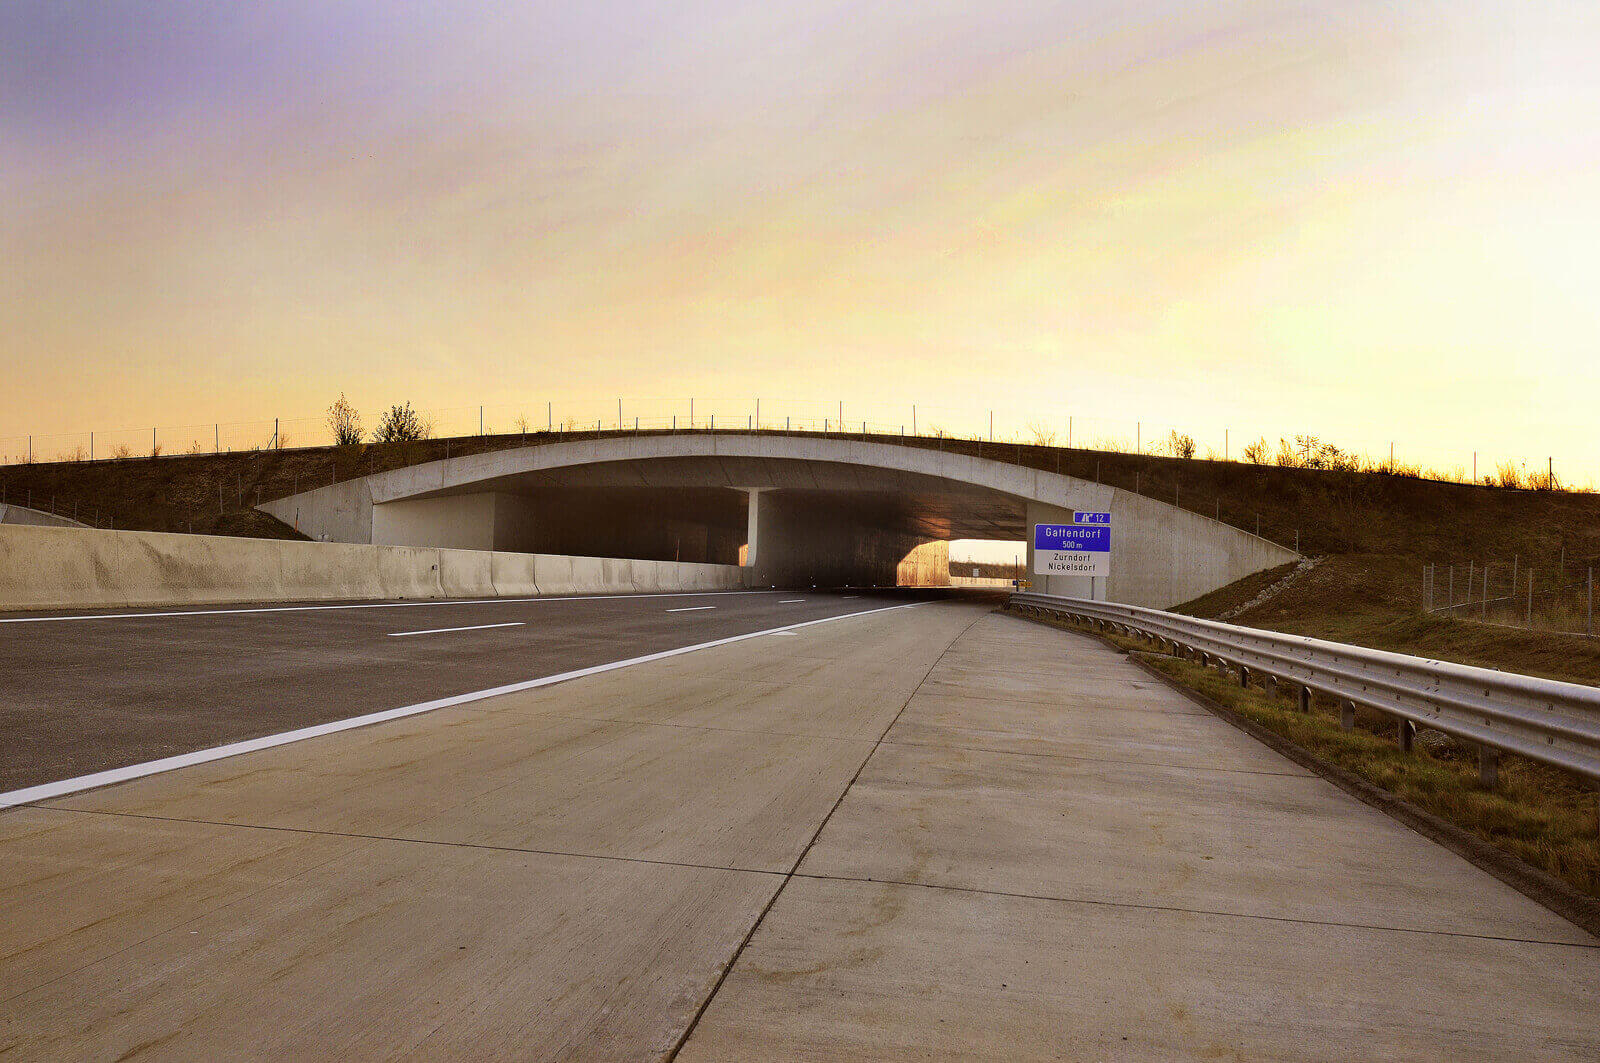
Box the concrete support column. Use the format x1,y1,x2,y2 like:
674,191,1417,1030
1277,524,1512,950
742,488,764,585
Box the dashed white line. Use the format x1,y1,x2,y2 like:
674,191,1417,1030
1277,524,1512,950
779,598,806,603
0,590,775,625
0,602,926,810
665,606,716,613
388,622,525,637
841,595,859,599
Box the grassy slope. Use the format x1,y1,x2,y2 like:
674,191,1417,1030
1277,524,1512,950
1178,553,1600,687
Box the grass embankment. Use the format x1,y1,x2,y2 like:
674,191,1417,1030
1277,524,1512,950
0,431,586,540
1179,553,1600,687
1013,608,1600,898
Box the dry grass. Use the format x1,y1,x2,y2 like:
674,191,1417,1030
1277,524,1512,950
1177,553,1600,687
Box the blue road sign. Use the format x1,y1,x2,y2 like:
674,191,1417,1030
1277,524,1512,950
1033,524,1111,552
1034,519,1112,577
1073,511,1111,525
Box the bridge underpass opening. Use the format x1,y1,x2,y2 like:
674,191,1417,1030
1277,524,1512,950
949,539,1029,587
368,478,991,588
260,435,1299,605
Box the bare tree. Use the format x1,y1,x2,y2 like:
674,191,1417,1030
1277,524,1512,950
1167,430,1196,460
327,393,364,446
1026,421,1058,447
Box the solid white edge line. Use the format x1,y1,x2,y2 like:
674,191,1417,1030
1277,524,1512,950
664,606,716,613
0,602,925,810
387,622,525,637
0,589,776,625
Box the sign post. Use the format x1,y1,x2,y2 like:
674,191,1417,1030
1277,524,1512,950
1033,512,1112,597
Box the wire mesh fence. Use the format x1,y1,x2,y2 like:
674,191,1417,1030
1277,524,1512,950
1424,559,1597,638
1,396,1591,494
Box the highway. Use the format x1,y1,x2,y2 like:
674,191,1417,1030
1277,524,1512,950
0,588,945,794
2,598,1597,1059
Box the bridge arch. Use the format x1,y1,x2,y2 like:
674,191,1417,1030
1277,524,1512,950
261,434,1296,607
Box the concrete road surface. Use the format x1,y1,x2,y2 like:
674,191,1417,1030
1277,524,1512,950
0,588,928,792
2,604,1596,1060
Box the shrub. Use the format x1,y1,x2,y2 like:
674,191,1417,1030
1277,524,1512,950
373,402,430,443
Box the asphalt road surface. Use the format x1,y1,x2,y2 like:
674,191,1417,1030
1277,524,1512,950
0,588,972,793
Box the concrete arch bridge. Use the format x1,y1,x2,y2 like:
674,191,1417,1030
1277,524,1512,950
260,434,1296,608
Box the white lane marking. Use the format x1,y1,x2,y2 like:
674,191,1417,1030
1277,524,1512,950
779,598,806,603
665,606,716,613
388,622,525,638
0,590,773,626
841,595,859,599
0,602,925,810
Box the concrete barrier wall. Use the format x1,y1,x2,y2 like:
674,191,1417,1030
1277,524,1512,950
0,525,744,612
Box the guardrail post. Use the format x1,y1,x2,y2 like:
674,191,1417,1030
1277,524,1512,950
1238,665,1250,689
1298,686,1312,713
1340,700,1356,732
1398,719,1416,753
1477,746,1499,789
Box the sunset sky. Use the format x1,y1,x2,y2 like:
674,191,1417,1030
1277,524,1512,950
3,2,1597,478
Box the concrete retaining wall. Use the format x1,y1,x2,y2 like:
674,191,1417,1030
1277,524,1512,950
0,525,744,612
0,503,86,529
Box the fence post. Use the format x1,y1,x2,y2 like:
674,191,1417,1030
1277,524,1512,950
1467,560,1474,605
1588,567,1593,636
1478,746,1499,788
1528,570,1534,625
1448,566,1454,606
90,431,94,460
1481,565,1488,619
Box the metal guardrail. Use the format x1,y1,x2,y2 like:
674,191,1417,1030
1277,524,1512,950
1010,591,1600,787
